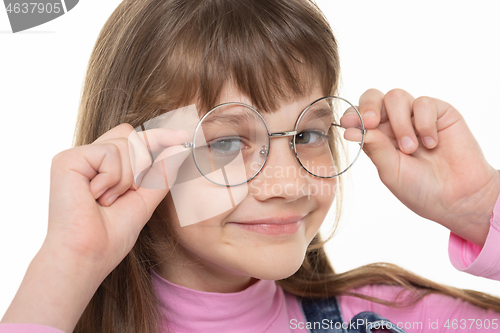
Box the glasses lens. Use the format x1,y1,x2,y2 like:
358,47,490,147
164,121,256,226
294,97,364,178
193,103,269,186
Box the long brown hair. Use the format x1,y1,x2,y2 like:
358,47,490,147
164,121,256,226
73,0,500,332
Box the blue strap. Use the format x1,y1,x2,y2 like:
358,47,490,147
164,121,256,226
349,311,408,333
299,297,407,333
299,297,345,333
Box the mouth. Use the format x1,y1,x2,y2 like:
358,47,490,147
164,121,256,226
227,215,306,236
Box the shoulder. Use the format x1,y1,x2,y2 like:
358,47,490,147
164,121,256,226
336,284,500,328
297,295,343,324
297,292,411,333
295,285,411,322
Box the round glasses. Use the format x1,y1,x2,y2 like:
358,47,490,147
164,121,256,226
183,96,365,187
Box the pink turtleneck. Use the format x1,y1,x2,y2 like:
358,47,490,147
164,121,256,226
152,271,308,333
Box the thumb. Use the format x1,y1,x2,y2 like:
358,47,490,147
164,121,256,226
361,128,401,182
134,145,191,212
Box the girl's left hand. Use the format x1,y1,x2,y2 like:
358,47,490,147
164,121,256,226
348,88,500,246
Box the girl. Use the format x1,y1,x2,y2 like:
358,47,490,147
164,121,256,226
1,0,500,332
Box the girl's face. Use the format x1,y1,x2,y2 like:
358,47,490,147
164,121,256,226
160,83,337,292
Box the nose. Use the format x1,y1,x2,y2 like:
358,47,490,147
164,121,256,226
249,136,311,202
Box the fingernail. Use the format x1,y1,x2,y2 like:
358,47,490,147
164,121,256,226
363,111,376,119
400,136,414,152
106,194,118,207
423,136,436,148
95,188,107,200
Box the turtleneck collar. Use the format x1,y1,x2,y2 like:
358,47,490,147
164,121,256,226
151,270,307,333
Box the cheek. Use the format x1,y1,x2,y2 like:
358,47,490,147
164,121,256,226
164,194,227,257
310,177,337,209
175,222,223,255
305,177,337,235
167,157,248,227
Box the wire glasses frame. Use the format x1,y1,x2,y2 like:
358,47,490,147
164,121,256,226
182,96,366,187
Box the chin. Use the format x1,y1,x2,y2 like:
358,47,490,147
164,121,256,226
242,243,308,281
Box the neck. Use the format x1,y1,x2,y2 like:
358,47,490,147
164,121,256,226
158,251,259,293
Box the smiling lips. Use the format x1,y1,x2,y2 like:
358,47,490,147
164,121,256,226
228,215,306,236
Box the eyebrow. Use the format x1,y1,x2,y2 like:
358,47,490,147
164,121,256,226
201,111,255,128
301,107,333,122
201,104,334,130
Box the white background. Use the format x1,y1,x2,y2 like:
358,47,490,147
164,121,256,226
1,0,499,318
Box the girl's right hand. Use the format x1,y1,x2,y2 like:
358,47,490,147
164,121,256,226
46,123,190,272
1,123,190,332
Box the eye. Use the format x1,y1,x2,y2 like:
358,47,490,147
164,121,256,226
295,130,328,146
208,137,249,157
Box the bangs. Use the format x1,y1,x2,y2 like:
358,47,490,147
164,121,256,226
146,0,339,118
196,0,339,114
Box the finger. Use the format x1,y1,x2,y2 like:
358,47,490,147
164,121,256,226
340,106,362,128
114,129,190,199
93,124,139,198
344,127,364,142
383,89,417,154
361,128,401,183
55,143,123,201
358,89,385,129
139,145,191,190
90,139,134,207
413,96,439,149
96,140,191,208
101,145,188,234
136,128,191,155
95,124,190,153
128,128,191,185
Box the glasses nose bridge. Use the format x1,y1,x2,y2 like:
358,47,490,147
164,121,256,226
265,130,297,153
269,130,297,139
258,129,297,161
